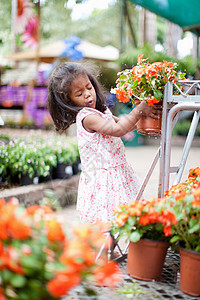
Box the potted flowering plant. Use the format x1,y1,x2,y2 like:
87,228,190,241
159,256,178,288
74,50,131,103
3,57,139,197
111,54,186,135
0,198,122,300
111,197,177,281
163,167,200,296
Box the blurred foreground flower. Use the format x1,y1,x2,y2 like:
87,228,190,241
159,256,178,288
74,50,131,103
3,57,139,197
0,199,122,299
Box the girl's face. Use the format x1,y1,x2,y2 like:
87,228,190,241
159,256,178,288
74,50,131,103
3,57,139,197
69,74,96,109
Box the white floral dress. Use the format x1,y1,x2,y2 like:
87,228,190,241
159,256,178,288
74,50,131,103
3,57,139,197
76,107,141,223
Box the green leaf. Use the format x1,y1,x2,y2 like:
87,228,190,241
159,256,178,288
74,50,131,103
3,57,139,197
21,256,43,270
1,269,12,282
141,77,146,84
170,235,181,243
195,245,200,252
129,231,141,242
153,89,163,100
132,80,138,88
188,223,200,234
10,274,26,288
127,217,135,227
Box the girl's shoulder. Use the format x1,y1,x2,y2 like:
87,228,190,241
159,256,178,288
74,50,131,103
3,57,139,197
77,107,111,121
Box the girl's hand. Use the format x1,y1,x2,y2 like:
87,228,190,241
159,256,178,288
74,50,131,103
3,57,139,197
136,100,160,119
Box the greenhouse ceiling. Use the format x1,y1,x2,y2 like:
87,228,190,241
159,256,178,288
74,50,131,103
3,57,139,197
128,0,200,34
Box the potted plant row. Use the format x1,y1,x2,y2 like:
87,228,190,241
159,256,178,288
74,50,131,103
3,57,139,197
0,198,122,300
0,135,81,186
111,167,200,296
45,136,81,180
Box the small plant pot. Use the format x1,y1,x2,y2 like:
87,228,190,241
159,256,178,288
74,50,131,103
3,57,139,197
72,160,82,175
39,168,53,183
135,100,162,136
19,174,39,186
179,247,200,296
53,163,73,179
127,239,170,281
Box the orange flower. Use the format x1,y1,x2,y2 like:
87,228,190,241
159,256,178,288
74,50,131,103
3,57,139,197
139,211,159,225
0,241,4,256
0,199,19,240
1,246,24,274
189,167,200,179
145,67,158,79
0,198,5,210
47,270,81,297
114,212,129,227
192,189,200,207
147,97,159,106
137,54,145,65
26,204,40,215
93,260,122,288
159,210,177,226
175,190,187,201
126,203,143,216
0,220,9,240
163,60,174,68
26,204,54,216
73,223,91,239
116,89,129,103
9,217,31,240
0,287,7,300
60,239,96,267
151,62,163,73
45,217,65,242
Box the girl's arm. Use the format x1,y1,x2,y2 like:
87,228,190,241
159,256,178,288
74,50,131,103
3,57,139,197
83,100,154,137
112,115,137,131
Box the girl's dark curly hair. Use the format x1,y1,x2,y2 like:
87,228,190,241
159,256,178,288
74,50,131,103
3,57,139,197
48,62,107,131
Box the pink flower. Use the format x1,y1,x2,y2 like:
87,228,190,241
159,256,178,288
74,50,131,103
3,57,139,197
21,16,38,48
16,0,34,34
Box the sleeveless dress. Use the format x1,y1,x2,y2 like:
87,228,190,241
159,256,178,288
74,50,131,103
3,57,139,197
76,107,141,223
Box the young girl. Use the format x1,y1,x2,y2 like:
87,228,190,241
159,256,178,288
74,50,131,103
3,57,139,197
48,62,155,223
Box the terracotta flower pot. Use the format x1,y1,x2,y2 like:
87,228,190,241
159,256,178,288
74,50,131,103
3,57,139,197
127,239,170,281
135,100,162,136
179,247,200,297
136,113,162,136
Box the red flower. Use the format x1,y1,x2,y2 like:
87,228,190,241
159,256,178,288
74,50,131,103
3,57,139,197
163,225,172,236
